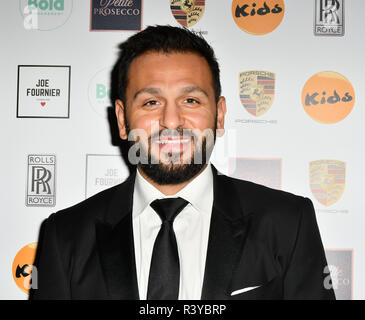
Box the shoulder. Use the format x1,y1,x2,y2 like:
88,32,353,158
215,172,313,225
44,181,128,241
217,172,308,205
222,174,319,249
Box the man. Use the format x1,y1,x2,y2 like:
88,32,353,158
30,25,335,300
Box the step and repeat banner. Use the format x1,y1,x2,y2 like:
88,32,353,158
1,0,363,300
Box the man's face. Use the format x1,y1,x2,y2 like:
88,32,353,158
115,51,226,184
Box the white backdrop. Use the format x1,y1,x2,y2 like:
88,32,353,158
1,0,363,299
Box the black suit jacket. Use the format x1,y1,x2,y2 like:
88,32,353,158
30,166,335,300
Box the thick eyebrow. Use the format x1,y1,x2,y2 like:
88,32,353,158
180,86,209,98
133,87,162,101
133,86,210,101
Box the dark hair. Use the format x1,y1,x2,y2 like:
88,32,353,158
111,25,221,107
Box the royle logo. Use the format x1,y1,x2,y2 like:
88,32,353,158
90,0,142,31
17,65,70,118
302,71,354,124
27,155,56,207
232,0,285,35
239,71,275,116
315,0,344,36
309,160,345,207
170,0,205,28
20,0,73,31
12,243,38,294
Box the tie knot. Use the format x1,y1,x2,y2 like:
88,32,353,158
150,197,189,223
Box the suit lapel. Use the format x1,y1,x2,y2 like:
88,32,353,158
201,166,251,300
200,207,249,299
202,167,281,299
94,166,278,300
95,171,140,299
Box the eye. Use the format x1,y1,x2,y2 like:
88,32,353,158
143,100,159,106
184,98,199,104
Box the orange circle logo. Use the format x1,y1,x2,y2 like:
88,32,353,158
232,0,285,35
12,242,37,294
302,71,355,124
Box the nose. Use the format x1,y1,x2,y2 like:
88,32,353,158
160,102,184,130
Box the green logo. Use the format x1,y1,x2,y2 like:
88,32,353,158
96,84,110,100
20,0,73,31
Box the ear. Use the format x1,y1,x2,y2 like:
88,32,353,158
115,99,128,140
216,96,226,137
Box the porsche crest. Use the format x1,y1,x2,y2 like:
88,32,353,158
310,160,346,206
170,0,205,28
239,70,275,116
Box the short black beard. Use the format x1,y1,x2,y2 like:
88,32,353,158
140,161,205,185
139,135,211,185
124,108,217,185
128,129,215,185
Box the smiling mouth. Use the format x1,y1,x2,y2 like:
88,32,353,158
152,136,192,153
155,138,191,144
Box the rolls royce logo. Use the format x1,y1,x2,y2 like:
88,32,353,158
27,155,56,207
315,0,344,36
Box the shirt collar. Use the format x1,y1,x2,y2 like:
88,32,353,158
133,163,213,217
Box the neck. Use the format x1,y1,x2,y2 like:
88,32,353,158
137,164,208,196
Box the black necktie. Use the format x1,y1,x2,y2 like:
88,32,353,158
147,197,189,300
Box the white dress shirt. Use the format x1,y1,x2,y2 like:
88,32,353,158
132,163,214,300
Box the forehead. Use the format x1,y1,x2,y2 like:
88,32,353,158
126,51,214,91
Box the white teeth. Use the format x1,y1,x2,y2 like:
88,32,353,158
155,139,190,144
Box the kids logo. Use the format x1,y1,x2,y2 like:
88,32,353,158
170,0,205,28
20,0,73,31
302,71,355,124
232,0,284,35
309,160,346,206
239,70,275,116
12,243,38,294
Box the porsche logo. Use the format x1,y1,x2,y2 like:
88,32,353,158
239,70,275,116
310,160,346,206
170,0,205,28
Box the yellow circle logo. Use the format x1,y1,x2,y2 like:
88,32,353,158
302,71,355,124
12,242,37,294
232,0,285,35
